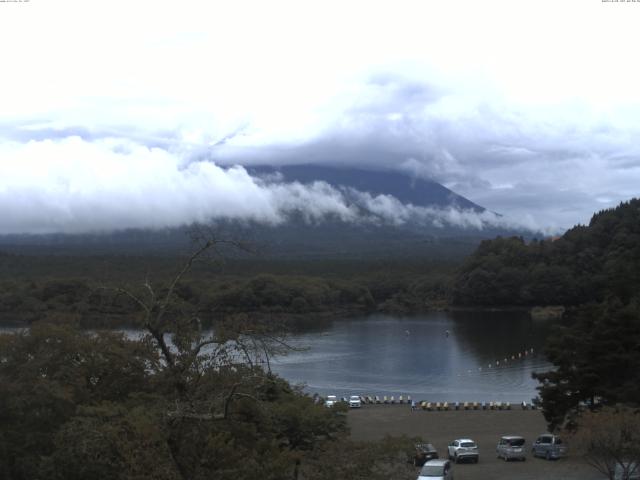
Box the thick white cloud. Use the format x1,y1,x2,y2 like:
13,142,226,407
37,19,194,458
1,0,639,233
0,137,537,234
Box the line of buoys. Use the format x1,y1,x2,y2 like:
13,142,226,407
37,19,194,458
449,347,539,378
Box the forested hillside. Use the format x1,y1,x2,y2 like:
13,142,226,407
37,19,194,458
0,254,454,327
452,198,640,306
453,199,640,429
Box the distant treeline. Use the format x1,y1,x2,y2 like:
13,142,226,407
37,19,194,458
0,255,455,327
451,199,640,306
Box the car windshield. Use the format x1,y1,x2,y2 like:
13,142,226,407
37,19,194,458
420,465,444,476
508,439,525,447
555,438,563,444
461,442,476,448
350,396,359,400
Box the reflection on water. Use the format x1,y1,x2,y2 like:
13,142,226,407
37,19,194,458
0,311,553,403
271,311,553,402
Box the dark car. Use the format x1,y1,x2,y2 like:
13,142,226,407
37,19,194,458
414,443,439,466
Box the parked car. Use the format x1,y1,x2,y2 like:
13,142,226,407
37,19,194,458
447,438,479,463
417,459,453,480
496,435,527,461
349,395,362,408
413,443,439,466
325,395,338,408
532,434,567,460
614,462,640,480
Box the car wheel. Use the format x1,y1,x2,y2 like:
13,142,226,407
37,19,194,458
475,457,479,464
545,451,552,461
522,457,526,462
454,454,458,464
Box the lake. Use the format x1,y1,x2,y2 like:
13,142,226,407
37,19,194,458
0,310,554,404
271,311,553,403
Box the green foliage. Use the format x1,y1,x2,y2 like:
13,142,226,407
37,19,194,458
534,298,640,430
452,198,640,306
0,260,455,328
0,322,348,479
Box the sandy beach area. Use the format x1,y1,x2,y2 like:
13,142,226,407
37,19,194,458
347,404,603,480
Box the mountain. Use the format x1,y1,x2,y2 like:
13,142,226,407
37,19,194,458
0,164,531,258
248,164,484,211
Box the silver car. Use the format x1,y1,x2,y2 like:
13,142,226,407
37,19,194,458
496,435,527,461
532,434,567,460
417,459,453,480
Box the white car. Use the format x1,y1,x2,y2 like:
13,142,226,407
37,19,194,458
448,438,479,463
325,395,338,408
417,459,453,480
349,395,362,408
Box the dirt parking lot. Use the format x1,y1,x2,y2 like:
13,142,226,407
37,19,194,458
347,404,602,480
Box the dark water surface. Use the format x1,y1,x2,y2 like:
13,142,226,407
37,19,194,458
271,311,553,403
0,311,553,403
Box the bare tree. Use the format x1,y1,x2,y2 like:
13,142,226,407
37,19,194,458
569,406,640,480
109,230,293,420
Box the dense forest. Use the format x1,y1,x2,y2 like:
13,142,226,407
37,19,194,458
0,253,455,328
452,199,640,306
452,199,640,429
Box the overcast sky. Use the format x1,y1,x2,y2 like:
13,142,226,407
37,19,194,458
1,0,639,235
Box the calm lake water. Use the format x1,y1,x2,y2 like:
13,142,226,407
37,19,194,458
0,310,553,403
270,311,554,403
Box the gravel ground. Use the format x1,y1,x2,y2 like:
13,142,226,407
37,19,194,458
347,404,603,480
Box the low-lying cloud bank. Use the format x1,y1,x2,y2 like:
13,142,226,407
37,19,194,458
0,137,543,236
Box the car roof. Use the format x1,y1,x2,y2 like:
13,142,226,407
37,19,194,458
424,459,448,466
455,438,475,443
501,435,525,439
416,443,436,450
